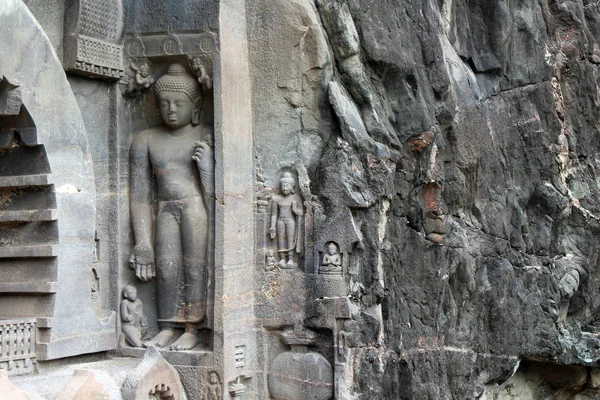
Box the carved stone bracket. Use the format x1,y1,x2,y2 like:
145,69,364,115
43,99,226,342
63,0,124,80
123,31,219,60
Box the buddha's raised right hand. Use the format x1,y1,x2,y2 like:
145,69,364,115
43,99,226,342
129,244,155,282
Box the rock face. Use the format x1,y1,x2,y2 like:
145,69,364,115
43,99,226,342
5,0,600,398
250,0,600,397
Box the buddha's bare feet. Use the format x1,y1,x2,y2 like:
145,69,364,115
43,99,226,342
169,332,199,351
144,329,178,349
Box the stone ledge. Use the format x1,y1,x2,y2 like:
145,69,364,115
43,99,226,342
111,346,215,367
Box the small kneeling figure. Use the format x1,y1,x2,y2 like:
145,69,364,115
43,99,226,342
121,285,148,347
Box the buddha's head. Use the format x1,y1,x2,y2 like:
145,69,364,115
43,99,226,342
327,243,337,255
155,64,202,128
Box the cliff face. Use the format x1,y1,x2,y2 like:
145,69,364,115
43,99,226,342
250,0,600,398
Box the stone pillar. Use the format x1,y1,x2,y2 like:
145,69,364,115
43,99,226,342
214,0,255,397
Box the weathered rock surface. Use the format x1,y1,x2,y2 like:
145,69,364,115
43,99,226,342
263,0,600,397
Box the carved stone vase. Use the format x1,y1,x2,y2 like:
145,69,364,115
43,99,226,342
268,327,333,400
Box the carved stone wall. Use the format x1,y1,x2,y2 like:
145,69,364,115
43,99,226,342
6,0,600,398
0,0,115,361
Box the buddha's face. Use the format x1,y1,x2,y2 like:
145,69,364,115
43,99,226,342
328,244,337,255
209,372,218,384
158,91,195,129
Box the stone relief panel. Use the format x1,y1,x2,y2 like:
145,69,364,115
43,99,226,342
121,30,217,98
63,0,124,79
121,31,218,354
268,170,305,270
128,63,214,351
319,242,342,276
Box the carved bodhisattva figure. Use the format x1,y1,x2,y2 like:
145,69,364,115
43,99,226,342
204,371,222,400
130,63,214,350
269,172,304,268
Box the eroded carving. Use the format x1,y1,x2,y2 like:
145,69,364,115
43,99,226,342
423,182,446,244
337,319,358,361
162,32,183,56
129,63,214,351
320,242,342,275
269,171,304,269
120,285,148,348
204,371,222,400
121,346,186,400
265,250,279,272
0,78,22,116
149,384,174,400
191,57,213,90
197,32,219,55
229,345,246,397
125,37,146,58
268,325,333,400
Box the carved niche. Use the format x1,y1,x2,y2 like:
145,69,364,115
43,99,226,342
122,31,218,353
63,0,124,79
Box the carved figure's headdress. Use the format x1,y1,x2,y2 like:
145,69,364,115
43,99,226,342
280,171,296,192
155,64,202,103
